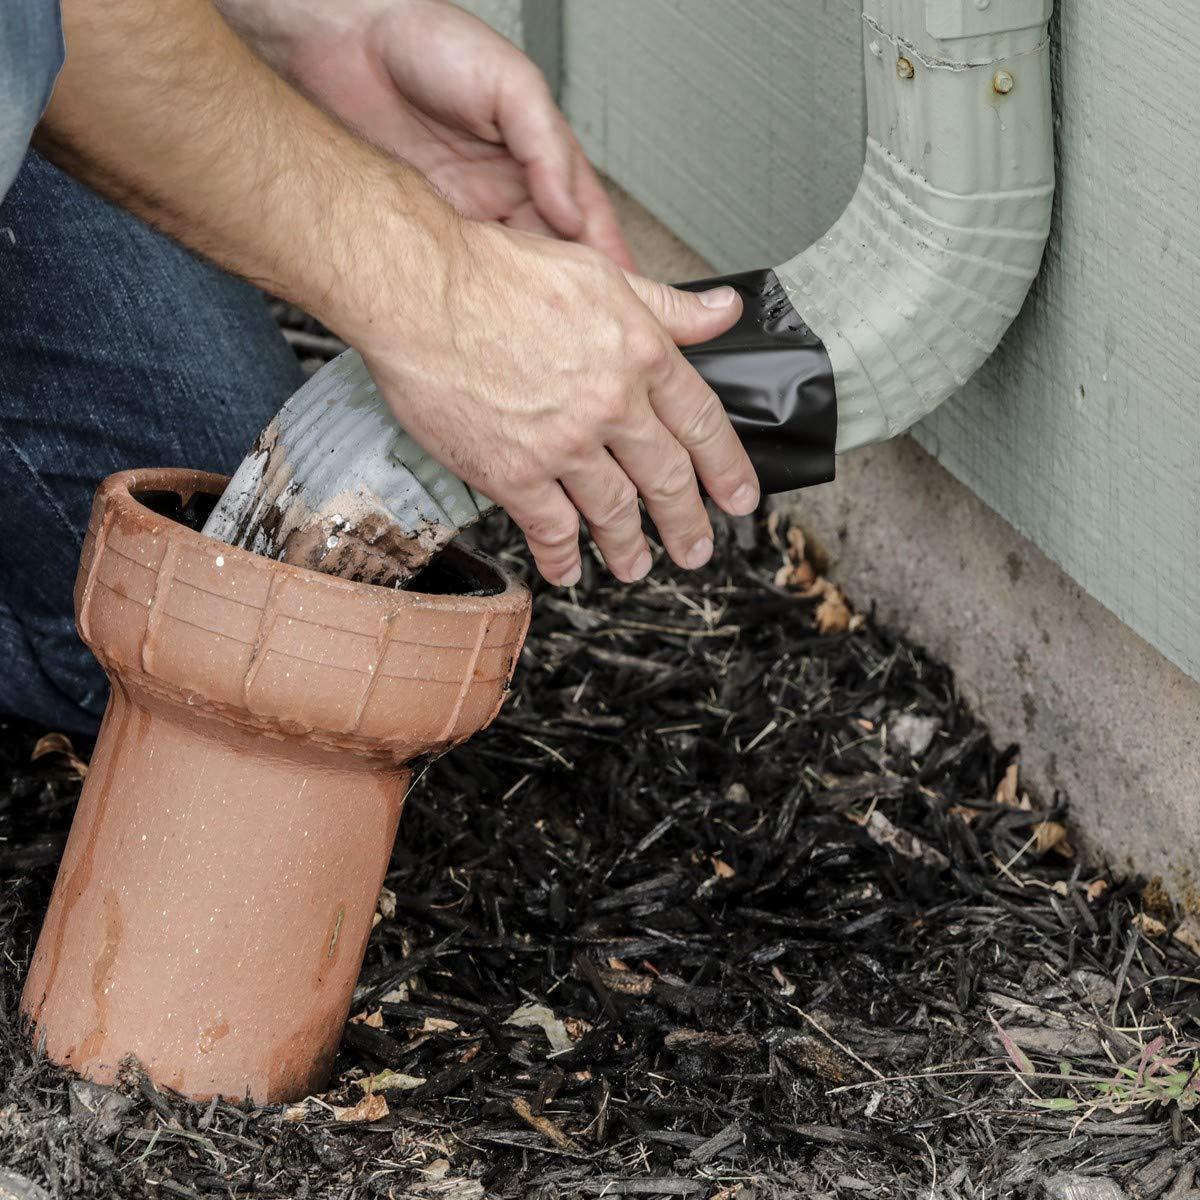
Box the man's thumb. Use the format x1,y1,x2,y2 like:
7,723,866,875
624,275,741,347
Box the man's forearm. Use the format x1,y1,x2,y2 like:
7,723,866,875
37,0,456,341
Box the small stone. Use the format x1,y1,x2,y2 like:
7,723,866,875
889,713,940,757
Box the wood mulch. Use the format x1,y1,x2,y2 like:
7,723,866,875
0,315,1197,1198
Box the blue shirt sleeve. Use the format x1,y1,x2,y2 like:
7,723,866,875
0,1,65,203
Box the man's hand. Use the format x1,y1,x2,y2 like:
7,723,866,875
351,222,759,586
41,0,759,585
218,0,634,267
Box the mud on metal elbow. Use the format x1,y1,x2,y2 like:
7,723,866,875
682,0,1055,490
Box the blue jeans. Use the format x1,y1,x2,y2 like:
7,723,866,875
0,151,306,733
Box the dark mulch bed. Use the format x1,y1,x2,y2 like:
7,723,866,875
1,316,1198,1198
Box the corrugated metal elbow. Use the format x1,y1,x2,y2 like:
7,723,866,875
775,0,1056,453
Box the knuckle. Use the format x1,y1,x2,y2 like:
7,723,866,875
589,481,640,532
507,458,544,492
677,394,727,448
555,425,591,463
594,384,630,425
525,514,579,549
646,451,695,502
627,327,669,373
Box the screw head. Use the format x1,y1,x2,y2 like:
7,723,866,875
897,57,915,80
993,69,1015,95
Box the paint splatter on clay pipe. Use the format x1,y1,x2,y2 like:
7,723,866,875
22,469,530,1101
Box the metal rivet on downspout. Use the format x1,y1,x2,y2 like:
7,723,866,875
993,70,1015,95
897,57,915,80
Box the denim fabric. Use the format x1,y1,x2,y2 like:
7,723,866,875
0,1,64,202
0,151,307,733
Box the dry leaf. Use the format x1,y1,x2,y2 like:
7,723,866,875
31,732,88,779
1141,877,1173,918
1172,918,1200,958
771,965,796,997
948,805,981,825
350,1008,384,1028
376,886,397,921
1085,879,1109,903
1032,820,1075,858
332,1093,388,1122
422,1017,458,1033
504,1003,573,1053
775,561,815,590
358,1069,425,1093
606,957,630,972
1133,911,1167,938
994,763,1020,808
282,1103,309,1122
814,585,852,635
563,1016,593,1041
712,857,735,880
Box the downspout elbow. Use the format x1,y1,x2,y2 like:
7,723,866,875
776,0,1056,453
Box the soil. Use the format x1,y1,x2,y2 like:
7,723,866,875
0,313,1197,1199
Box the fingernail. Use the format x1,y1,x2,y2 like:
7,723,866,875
559,563,581,587
685,536,713,570
729,483,759,515
628,549,652,581
699,285,738,309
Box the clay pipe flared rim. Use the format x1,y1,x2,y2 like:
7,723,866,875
74,468,532,764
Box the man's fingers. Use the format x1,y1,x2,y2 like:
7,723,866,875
500,478,583,586
560,454,652,583
608,416,714,571
647,349,760,518
572,149,638,270
624,275,742,347
496,70,585,239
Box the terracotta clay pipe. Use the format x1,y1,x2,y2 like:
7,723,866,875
21,468,530,1102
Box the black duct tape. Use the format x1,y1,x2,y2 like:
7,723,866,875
677,268,837,494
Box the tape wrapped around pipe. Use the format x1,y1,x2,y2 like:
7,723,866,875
677,268,837,494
